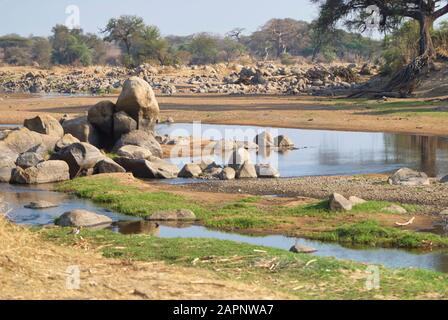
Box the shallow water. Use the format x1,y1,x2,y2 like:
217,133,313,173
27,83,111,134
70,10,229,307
157,123,448,177
2,183,448,273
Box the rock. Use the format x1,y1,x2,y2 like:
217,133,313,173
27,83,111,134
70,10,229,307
116,77,160,131
255,164,280,178
24,115,64,137
87,100,115,135
37,134,59,155
0,128,42,154
383,204,407,214
198,159,219,171
116,145,153,160
165,117,174,123
145,209,196,221
219,167,236,180
56,210,112,228
0,156,16,183
94,158,126,174
55,134,80,151
228,148,252,168
388,168,430,186
237,161,257,179
254,131,274,148
24,200,58,209
329,193,352,211
289,244,317,254
16,152,43,169
440,175,448,183
51,142,105,178
178,163,202,178
274,135,294,149
348,196,367,206
61,116,100,147
11,160,70,184
113,111,137,139
113,130,162,158
115,157,179,179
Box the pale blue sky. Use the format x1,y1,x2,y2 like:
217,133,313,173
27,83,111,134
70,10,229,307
0,0,318,36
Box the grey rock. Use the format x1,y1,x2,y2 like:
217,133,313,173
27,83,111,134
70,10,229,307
0,155,16,183
87,100,115,135
62,116,100,147
255,164,280,178
349,196,367,206
16,152,43,169
388,168,430,186
383,204,407,214
219,167,236,180
145,209,196,221
24,115,64,138
94,158,126,174
56,210,112,228
55,134,80,151
329,193,352,211
237,162,257,179
113,111,137,139
113,130,162,158
178,163,202,178
274,135,294,149
289,244,317,254
24,200,58,209
115,157,179,179
116,145,152,160
0,128,42,154
254,131,274,148
11,160,70,184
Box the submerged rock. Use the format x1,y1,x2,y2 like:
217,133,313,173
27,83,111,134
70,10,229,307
289,244,317,254
145,209,196,221
24,200,58,209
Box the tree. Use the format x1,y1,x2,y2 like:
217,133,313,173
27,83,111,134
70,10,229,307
226,28,245,42
31,37,52,67
102,15,145,65
188,33,219,65
50,25,92,66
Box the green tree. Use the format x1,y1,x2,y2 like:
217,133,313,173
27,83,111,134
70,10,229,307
31,37,52,67
188,33,219,65
50,25,92,66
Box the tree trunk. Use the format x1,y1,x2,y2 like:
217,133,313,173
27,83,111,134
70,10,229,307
418,15,435,57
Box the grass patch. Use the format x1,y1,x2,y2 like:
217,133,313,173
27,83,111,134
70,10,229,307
41,227,448,300
309,220,448,248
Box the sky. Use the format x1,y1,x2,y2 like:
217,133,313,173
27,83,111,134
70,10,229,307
0,0,319,37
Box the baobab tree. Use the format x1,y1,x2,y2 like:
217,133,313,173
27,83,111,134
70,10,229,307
311,0,448,93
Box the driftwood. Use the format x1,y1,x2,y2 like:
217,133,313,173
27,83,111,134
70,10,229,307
395,217,415,227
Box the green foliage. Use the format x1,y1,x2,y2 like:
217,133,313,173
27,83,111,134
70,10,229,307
187,33,220,65
50,25,93,66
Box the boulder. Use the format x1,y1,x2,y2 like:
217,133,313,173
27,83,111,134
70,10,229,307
113,111,137,139
116,145,152,160
11,160,70,184
56,210,112,228
349,196,367,206
237,161,257,179
289,244,317,254
55,134,80,151
16,152,43,169
94,158,126,174
113,130,162,158
388,168,430,186
254,131,274,148
178,163,202,178
383,204,407,214
0,156,16,183
145,209,196,221
61,116,100,147
219,167,236,180
51,142,105,178
24,115,64,138
116,77,160,131
24,200,58,209
87,100,115,135
274,135,294,149
329,193,352,211
115,157,179,179
255,164,280,178
0,128,42,154
228,148,251,168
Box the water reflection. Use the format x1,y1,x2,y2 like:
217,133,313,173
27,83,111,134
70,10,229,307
157,123,448,177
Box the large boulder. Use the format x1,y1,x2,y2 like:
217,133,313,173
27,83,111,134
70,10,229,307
94,158,126,174
255,164,280,178
228,148,251,168
61,116,100,147
116,145,152,160
329,193,352,211
178,163,202,178
116,77,160,131
87,100,115,135
388,168,430,186
56,210,112,228
55,134,80,151
11,160,70,184
0,128,42,154
219,167,236,180
113,111,137,139
115,157,179,179
16,152,43,169
145,209,196,221
113,130,162,158
237,161,257,179
51,142,105,178
254,131,274,148
274,135,294,149
24,115,64,138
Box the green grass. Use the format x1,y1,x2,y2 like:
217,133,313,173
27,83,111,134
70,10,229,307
56,176,445,249
41,227,448,299
309,220,448,248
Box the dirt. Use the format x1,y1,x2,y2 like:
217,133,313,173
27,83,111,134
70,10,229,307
2,93,448,135
0,216,290,300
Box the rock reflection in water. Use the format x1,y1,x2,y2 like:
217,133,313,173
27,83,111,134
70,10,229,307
112,220,194,235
